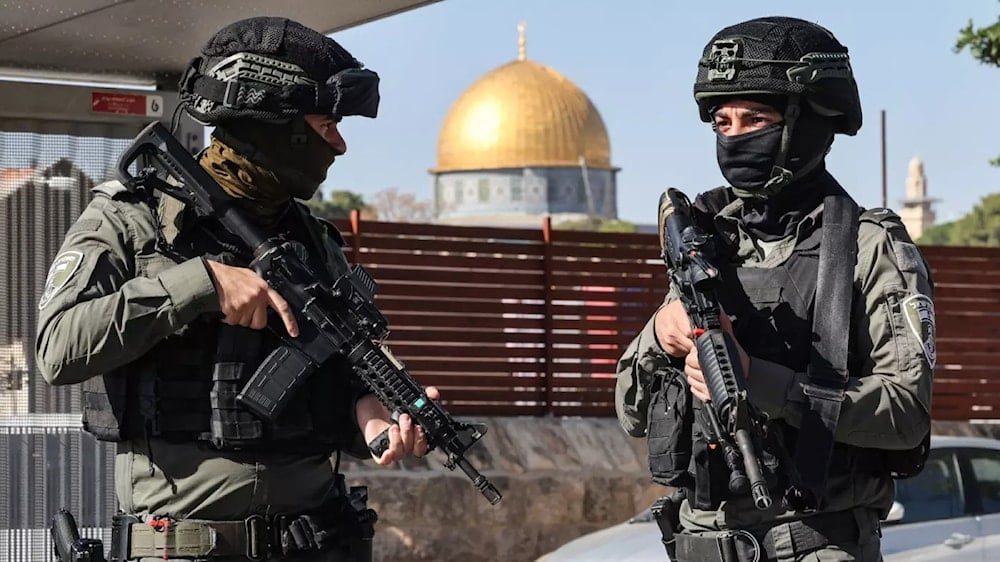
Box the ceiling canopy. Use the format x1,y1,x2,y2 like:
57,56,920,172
0,0,439,86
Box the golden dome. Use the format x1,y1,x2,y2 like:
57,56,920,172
433,59,613,173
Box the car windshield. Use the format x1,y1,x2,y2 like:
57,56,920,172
893,450,963,523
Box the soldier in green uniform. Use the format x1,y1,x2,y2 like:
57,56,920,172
35,17,433,562
616,17,934,562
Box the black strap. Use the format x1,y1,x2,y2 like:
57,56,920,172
791,194,859,509
181,65,329,114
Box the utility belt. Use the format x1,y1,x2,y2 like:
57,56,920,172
54,482,376,562
672,507,880,562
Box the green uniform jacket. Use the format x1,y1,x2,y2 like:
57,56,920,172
615,195,935,530
35,180,369,519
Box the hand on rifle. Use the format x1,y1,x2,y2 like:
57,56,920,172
204,259,299,337
357,387,441,466
654,300,695,357
655,300,750,401
682,312,750,402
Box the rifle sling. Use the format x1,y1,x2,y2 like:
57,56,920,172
791,194,859,508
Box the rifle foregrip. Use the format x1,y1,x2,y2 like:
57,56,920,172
695,330,744,416
368,430,391,458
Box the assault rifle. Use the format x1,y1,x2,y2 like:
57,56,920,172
116,122,501,505
658,188,771,510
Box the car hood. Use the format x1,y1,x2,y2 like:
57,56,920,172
538,521,663,562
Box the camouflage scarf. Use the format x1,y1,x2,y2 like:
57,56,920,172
198,137,289,225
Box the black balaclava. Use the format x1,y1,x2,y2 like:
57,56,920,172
715,95,836,200
213,117,341,201
712,97,842,240
739,167,848,242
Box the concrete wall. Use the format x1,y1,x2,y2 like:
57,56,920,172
343,417,663,562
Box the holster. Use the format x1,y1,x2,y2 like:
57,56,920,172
650,488,685,562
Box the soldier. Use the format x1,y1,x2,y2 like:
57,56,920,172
616,16,934,562
35,17,433,562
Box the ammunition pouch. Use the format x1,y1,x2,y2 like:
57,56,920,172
647,368,694,488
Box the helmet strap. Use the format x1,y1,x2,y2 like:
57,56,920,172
757,94,803,198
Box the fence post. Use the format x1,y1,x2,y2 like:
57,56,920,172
542,216,554,416
350,208,362,265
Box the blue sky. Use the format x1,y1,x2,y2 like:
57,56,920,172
325,0,1000,226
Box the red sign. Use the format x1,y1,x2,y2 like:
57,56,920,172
91,92,163,117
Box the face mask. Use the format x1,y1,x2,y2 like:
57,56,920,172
217,119,340,200
715,123,784,194
270,123,339,200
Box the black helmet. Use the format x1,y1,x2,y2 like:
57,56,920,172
179,17,380,125
693,16,861,136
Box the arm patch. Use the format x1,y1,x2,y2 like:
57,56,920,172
902,294,936,368
38,250,85,310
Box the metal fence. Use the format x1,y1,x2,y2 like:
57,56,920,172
1,127,131,562
0,416,114,562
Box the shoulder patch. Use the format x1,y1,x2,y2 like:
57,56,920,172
902,294,936,368
860,208,925,271
65,218,102,236
893,239,927,274
38,250,84,310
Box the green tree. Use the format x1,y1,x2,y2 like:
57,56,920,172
956,9,1000,165
554,216,637,233
305,189,369,220
916,221,955,245
917,193,1000,246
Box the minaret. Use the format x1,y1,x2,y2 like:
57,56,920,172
898,156,937,239
517,22,526,61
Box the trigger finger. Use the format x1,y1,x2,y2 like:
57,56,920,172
267,288,299,337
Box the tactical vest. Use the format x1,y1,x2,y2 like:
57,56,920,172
647,187,885,510
81,186,359,454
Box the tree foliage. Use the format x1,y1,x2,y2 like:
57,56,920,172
956,9,1000,165
304,189,369,220
917,193,1000,246
553,216,637,233
956,12,1000,66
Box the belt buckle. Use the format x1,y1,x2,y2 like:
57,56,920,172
731,529,761,562
244,514,267,561
270,512,289,555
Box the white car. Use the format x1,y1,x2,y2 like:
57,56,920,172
538,436,1000,562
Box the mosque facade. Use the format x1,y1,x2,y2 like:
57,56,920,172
430,24,618,227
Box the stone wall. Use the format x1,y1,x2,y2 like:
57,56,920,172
342,417,663,562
